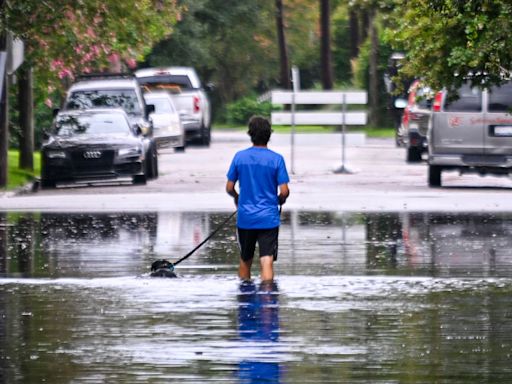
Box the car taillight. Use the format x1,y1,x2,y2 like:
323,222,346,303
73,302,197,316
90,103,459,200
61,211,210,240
193,96,200,113
402,109,409,125
432,91,443,112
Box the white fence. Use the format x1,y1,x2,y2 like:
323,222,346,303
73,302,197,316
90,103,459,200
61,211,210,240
270,89,368,174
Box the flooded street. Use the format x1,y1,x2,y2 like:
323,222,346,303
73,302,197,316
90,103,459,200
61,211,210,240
1,211,512,383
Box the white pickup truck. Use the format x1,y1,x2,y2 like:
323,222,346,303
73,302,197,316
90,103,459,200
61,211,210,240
135,67,212,146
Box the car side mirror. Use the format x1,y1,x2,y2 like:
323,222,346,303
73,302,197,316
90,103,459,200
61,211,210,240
134,125,144,136
145,104,155,117
205,82,215,93
42,128,52,141
394,98,407,109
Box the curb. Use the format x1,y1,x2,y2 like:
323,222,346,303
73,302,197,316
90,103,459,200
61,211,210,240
0,180,39,198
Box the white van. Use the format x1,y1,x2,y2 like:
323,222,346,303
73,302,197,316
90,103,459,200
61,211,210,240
428,81,512,187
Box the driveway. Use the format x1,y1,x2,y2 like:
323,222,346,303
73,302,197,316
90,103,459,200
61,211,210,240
2,131,512,212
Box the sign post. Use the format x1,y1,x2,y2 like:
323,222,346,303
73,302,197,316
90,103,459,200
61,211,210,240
290,66,299,174
334,93,351,174
271,88,367,174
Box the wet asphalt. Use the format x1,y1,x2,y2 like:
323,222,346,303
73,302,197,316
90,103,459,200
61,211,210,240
2,131,512,213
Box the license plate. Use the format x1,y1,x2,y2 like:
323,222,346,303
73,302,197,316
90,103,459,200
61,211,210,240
494,126,512,136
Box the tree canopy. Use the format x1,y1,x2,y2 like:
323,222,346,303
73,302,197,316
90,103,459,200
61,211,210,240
144,0,320,104
388,0,512,91
3,0,181,98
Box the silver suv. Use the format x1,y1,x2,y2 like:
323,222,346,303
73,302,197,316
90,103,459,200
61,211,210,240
428,81,512,187
61,73,155,136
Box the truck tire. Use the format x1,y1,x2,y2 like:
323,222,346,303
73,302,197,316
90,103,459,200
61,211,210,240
133,174,147,185
146,145,158,179
428,165,442,187
200,124,211,147
41,179,56,189
152,149,159,179
406,146,422,163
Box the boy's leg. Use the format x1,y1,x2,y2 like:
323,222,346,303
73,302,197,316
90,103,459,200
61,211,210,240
237,228,257,280
239,258,253,280
260,256,274,281
258,227,279,282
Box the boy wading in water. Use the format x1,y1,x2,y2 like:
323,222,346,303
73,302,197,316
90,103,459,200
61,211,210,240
226,116,290,282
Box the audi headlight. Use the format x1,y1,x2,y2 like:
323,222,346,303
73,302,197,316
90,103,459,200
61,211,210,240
118,146,142,157
47,150,67,159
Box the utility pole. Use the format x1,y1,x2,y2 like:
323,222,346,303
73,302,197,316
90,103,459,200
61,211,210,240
320,0,333,90
368,8,379,127
18,64,34,171
275,0,291,89
0,0,8,187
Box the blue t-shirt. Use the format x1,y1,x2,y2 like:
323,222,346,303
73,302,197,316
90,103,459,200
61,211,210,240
227,147,290,229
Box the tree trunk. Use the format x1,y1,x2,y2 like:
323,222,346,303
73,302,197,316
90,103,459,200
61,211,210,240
320,0,333,89
275,0,290,89
0,30,8,188
359,9,369,45
349,10,359,58
0,212,6,273
368,9,379,127
18,65,34,171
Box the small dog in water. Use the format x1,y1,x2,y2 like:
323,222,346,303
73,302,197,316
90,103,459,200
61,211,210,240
150,259,177,278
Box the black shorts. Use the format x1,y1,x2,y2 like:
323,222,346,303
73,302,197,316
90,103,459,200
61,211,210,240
237,227,279,262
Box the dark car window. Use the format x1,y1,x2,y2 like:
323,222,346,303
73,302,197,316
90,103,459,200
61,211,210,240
138,75,193,92
415,87,433,109
488,82,512,112
444,84,482,112
54,113,131,136
66,89,142,115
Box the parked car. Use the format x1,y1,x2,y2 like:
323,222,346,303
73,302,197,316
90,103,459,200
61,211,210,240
395,80,433,162
135,67,212,145
59,73,155,137
143,91,185,151
428,80,512,187
41,109,158,188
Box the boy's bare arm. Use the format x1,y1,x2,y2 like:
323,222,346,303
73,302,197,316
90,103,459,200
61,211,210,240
278,183,290,205
226,180,239,206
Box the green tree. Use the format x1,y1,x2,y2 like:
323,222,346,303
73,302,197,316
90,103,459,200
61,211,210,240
4,1,181,97
145,0,322,119
388,0,512,91
145,0,277,118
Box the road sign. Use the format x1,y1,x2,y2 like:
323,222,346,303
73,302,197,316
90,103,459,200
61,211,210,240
271,111,367,126
271,90,367,105
7,37,24,75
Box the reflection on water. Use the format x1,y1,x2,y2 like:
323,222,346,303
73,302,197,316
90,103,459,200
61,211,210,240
237,280,280,383
1,211,512,382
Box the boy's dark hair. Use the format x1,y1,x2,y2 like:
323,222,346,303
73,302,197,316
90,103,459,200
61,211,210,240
248,116,272,145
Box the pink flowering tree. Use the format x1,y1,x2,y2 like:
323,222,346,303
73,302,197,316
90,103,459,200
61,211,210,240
4,0,182,100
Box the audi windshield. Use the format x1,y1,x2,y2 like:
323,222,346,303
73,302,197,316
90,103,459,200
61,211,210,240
65,89,142,115
53,113,132,137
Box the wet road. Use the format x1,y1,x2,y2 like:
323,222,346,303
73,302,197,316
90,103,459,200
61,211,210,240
4,133,512,212
2,211,512,383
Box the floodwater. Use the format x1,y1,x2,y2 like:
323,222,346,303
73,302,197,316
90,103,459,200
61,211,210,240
1,211,512,383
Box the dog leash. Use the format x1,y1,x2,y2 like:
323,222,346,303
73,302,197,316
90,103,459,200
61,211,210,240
172,210,237,267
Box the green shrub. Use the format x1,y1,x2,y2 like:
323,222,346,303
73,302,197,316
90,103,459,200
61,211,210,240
225,95,275,125
5,150,41,190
